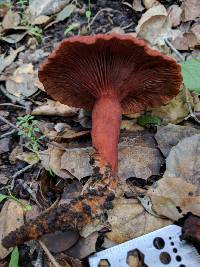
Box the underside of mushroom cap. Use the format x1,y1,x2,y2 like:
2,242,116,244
39,34,182,114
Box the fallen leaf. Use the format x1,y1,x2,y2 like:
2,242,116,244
106,197,171,243
65,232,98,259
0,174,9,185
41,230,79,253
39,144,73,179
136,4,181,45
155,124,199,157
59,180,82,206
151,90,190,124
165,134,200,193
132,0,145,12
168,5,182,27
147,176,200,220
172,32,198,50
0,137,11,154
5,63,38,98
181,0,200,22
56,4,75,22
32,15,51,25
38,122,89,141
0,46,25,74
0,200,24,259
27,0,71,18
2,9,20,29
0,31,27,44
191,24,200,42
16,152,39,165
0,3,9,18
32,99,77,117
143,0,158,9
181,59,200,93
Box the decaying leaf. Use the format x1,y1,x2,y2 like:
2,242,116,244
41,230,79,253
65,232,98,259
16,152,39,165
0,46,25,74
38,122,89,141
0,31,27,44
40,133,163,180
136,4,181,45
143,0,158,9
191,24,200,42
32,15,51,25
172,32,198,51
106,197,171,243
181,0,200,22
5,63,39,98
155,124,199,157
132,0,145,12
0,200,24,259
147,176,200,220
151,90,190,124
165,134,200,192
27,0,71,18
2,9,20,29
39,144,73,179
168,5,182,27
32,99,77,117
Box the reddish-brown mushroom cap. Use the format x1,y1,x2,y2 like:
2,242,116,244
39,34,182,172
39,34,182,114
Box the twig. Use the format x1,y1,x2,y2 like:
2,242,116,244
0,115,19,130
121,22,135,30
17,178,42,208
0,103,26,109
38,240,60,267
164,38,185,61
11,163,35,190
88,8,119,29
0,129,16,139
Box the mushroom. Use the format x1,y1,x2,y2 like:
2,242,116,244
39,34,182,173
2,34,182,248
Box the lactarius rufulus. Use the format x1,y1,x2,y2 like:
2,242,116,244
2,34,182,248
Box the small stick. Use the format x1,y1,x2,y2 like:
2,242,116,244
38,240,61,267
11,163,35,190
0,103,26,109
164,38,185,61
0,129,16,139
0,115,19,130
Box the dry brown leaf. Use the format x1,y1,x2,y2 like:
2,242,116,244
181,0,200,22
38,122,89,141
39,144,73,179
0,31,27,44
168,5,182,27
41,230,79,253
16,152,39,165
106,197,171,243
172,32,199,50
32,15,51,25
32,99,77,117
2,9,20,29
65,232,98,259
143,0,158,9
136,4,181,45
132,0,145,12
151,90,190,124
155,124,199,157
165,134,200,193
0,46,25,74
191,24,200,42
5,63,39,98
0,200,24,259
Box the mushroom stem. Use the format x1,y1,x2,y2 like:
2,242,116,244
92,95,122,173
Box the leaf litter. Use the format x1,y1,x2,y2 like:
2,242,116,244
0,0,200,265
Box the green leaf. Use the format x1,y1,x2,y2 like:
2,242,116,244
0,193,8,202
86,10,91,19
181,59,200,93
56,4,75,22
137,115,161,127
9,247,19,267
